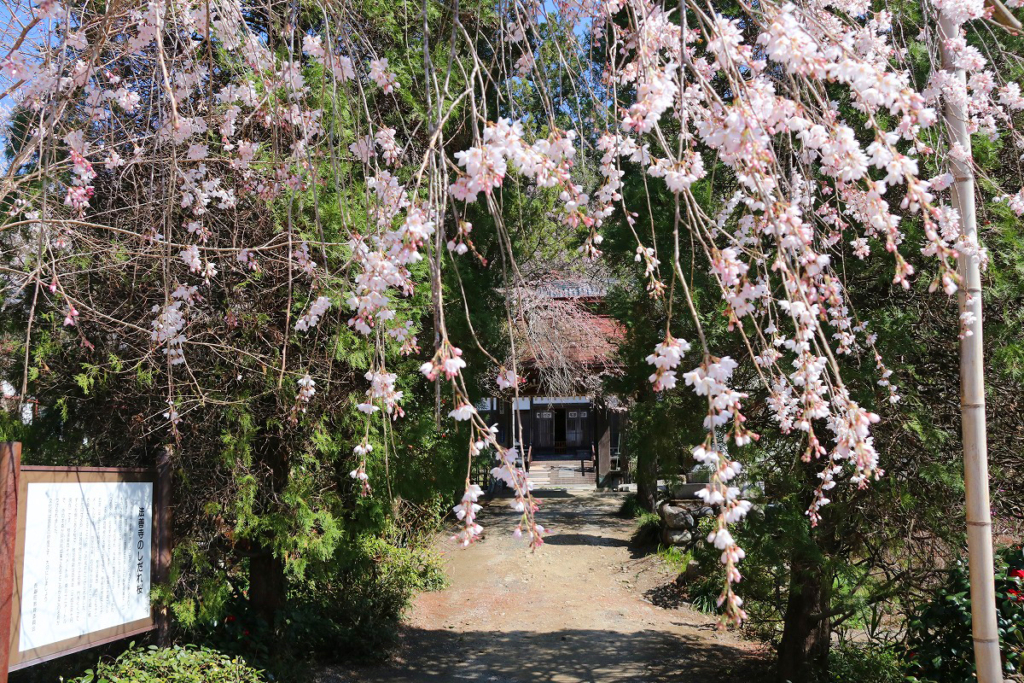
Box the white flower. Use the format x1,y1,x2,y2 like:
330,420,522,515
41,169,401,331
708,528,735,550
369,58,397,93
187,144,208,160
349,135,374,163
295,296,331,332
496,369,517,389
180,245,201,272
295,374,316,408
449,403,476,421
442,355,466,378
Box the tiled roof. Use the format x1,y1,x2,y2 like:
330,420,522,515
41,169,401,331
531,278,613,299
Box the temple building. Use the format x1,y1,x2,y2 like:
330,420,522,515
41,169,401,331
476,275,628,487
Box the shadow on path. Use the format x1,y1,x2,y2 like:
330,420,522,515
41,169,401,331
543,532,631,548
318,627,764,683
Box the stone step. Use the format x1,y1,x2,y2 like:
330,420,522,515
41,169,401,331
526,460,595,490
528,473,595,488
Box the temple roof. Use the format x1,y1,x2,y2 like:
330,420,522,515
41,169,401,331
518,311,624,367
530,277,614,300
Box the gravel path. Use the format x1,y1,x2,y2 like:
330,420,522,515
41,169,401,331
316,489,764,683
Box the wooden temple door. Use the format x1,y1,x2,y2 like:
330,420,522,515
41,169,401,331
535,411,554,448
566,410,584,447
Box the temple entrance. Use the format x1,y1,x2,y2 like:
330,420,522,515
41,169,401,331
535,410,555,448
529,403,593,456
526,404,596,488
554,408,567,448
477,395,623,489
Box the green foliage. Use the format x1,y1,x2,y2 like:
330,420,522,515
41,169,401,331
827,642,905,683
630,510,662,546
656,545,695,574
186,505,447,677
64,644,264,683
905,545,1024,683
618,492,645,518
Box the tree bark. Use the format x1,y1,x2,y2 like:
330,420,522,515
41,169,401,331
776,552,833,683
248,429,289,626
155,447,173,645
635,443,658,512
249,551,286,625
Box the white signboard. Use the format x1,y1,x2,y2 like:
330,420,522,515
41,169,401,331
18,481,153,652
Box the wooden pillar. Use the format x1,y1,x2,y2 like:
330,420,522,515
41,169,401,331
154,448,173,646
620,414,629,480
0,443,22,683
595,409,611,485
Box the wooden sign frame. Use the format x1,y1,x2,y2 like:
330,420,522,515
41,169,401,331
0,444,170,678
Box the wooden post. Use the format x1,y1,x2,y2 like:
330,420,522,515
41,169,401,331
154,448,173,646
0,443,22,683
939,13,1003,683
595,410,611,485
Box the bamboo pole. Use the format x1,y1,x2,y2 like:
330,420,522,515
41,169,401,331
987,0,1023,33
939,13,1004,683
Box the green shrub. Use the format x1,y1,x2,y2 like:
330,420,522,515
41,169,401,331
657,545,695,573
64,644,264,683
618,492,645,519
288,528,447,657
619,492,663,546
631,510,662,546
828,642,904,683
905,544,1024,682
197,515,447,673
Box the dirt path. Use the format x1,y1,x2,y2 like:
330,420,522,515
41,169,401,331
316,489,764,683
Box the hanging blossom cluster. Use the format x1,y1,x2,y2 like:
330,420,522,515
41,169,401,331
420,341,545,548
449,118,594,245
646,336,690,391
346,179,433,336
687,356,755,624
432,0,1024,624
580,0,908,623
569,0,1024,625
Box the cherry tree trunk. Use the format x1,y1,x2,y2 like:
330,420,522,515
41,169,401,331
249,552,287,625
248,430,290,625
776,554,833,683
635,445,659,513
